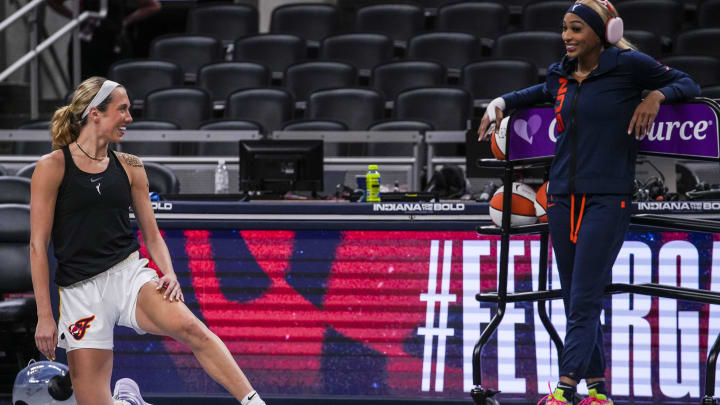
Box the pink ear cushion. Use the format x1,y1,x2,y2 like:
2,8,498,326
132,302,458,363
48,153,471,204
606,17,624,44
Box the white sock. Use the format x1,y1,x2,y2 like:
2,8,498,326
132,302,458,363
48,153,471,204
240,390,265,405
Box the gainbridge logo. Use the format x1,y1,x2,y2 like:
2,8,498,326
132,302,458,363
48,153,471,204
68,315,95,340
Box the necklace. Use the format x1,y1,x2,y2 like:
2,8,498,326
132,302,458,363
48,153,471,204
575,64,598,77
75,142,106,161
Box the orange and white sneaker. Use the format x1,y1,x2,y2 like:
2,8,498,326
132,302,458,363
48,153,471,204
577,388,613,405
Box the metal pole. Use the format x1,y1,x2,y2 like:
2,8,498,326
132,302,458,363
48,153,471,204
0,0,44,33
71,0,80,86
30,6,39,119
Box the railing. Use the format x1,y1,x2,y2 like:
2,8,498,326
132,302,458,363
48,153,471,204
0,0,107,118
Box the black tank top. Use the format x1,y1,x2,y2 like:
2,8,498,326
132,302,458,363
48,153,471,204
53,146,139,286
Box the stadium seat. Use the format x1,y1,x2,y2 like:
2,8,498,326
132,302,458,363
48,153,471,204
233,34,306,79
698,0,720,27
0,177,30,204
320,33,393,78
14,163,35,179
522,1,573,32
371,60,446,107
0,164,7,176
143,161,180,194
281,119,348,131
701,85,720,99
367,119,433,156
0,203,37,370
270,3,339,49
674,28,720,59
15,120,51,155
394,87,471,130
493,32,565,76
437,2,510,46
187,3,258,45
122,120,179,156
149,35,223,82
108,60,183,108
623,30,663,58
615,0,683,46
461,59,538,106
197,62,270,108
660,55,720,87
284,61,357,105
306,88,384,130
197,120,261,156
225,88,294,134
407,32,482,77
354,3,424,49
144,87,212,130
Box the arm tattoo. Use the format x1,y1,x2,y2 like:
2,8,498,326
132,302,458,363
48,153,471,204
118,152,143,168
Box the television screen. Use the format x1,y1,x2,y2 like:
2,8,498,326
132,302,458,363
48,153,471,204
239,140,323,193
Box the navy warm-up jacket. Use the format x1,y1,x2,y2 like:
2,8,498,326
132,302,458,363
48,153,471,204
501,47,700,195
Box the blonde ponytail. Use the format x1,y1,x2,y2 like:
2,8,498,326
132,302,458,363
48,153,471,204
50,105,80,149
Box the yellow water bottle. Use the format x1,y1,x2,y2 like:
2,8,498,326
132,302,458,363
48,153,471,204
366,164,381,202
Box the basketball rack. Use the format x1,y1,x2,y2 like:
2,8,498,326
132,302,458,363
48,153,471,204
470,98,720,405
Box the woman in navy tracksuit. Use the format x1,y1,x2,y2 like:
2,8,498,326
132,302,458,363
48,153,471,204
478,0,700,403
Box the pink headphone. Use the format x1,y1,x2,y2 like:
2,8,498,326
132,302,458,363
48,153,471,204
596,0,624,44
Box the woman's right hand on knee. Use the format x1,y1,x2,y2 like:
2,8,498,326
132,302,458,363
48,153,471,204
35,316,58,361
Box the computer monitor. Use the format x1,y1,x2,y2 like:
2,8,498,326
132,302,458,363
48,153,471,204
239,140,324,194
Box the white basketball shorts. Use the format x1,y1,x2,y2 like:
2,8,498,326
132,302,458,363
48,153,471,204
57,251,159,352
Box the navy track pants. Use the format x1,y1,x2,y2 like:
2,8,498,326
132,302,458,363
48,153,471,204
546,193,631,381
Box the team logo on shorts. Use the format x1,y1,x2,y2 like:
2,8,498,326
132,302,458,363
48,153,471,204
68,315,95,340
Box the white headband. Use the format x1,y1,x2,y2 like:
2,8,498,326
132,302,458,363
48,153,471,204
81,80,120,119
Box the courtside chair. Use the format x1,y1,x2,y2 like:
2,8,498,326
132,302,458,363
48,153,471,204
493,32,565,77
225,88,294,134
122,120,180,156
187,3,258,46
674,28,720,60
0,203,38,371
319,33,394,79
522,1,574,32
197,62,271,110
660,55,720,87
284,60,357,109
269,3,339,51
233,34,306,81
623,30,663,58
108,59,183,110
0,177,30,204
407,32,482,79
149,35,223,83
371,60,446,109
698,0,720,27
615,0,684,48
461,59,538,108
436,2,510,50
354,3,425,50
143,162,180,194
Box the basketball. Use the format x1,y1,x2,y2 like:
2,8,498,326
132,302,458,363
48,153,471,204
489,182,537,227
534,181,549,223
490,116,510,160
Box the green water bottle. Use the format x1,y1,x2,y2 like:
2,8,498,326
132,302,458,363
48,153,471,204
366,164,381,202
